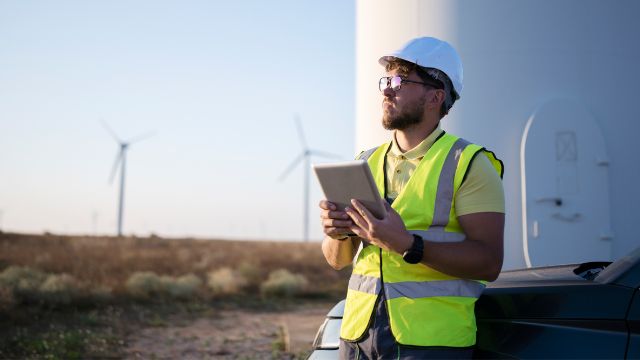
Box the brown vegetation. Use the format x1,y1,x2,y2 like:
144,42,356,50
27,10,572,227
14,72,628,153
0,232,349,359
0,232,348,300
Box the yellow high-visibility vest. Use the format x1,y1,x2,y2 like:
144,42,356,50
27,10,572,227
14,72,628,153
340,132,503,347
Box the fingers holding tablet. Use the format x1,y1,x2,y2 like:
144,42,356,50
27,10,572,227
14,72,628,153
319,200,353,240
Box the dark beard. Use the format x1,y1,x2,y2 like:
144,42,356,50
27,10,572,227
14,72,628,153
381,97,425,130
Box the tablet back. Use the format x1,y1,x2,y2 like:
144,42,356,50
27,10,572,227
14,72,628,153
313,160,386,220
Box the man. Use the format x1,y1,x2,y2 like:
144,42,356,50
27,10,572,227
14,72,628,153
319,37,505,359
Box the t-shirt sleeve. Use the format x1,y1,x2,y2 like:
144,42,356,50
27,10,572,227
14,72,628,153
455,152,505,216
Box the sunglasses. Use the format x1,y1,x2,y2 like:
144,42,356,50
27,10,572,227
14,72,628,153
379,75,443,92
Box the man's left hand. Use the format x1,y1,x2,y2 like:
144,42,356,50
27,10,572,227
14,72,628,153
346,199,413,254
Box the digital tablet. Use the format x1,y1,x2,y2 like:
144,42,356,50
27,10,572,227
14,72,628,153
313,160,386,220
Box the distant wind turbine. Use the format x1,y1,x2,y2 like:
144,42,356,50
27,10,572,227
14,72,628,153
278,115,341,242
102,120,155,237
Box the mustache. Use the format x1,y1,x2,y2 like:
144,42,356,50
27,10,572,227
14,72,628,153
382,98,395,105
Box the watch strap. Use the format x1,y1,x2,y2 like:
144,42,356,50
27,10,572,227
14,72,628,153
402,234,424,264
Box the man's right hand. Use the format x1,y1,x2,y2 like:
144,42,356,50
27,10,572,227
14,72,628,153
319,200,354,240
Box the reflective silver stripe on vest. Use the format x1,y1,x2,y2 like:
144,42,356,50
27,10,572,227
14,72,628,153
348,273,381,295
384,279,485,300
348,273,484,299
409,229,466,243
363,229,465,247
358,146,379,162
431,138,471,227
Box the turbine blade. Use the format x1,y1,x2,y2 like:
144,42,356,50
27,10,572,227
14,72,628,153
109,150,123,185
294,115,308,149
101,119,122,143
277,152,306,181
309,149,342,160
127,131,156,145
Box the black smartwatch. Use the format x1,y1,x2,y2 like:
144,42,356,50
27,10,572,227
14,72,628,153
402,234,424,264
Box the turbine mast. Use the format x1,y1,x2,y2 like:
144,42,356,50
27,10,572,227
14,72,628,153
303,153,310,242
117,145,127,237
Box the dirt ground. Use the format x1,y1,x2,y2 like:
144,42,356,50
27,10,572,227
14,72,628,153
124,302,332,359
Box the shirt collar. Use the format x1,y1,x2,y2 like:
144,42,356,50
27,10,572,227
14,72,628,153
389,125,444,160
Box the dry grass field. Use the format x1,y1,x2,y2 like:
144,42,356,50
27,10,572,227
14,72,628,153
0,232,350,359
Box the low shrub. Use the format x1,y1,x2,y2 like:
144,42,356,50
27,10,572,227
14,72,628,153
260,269,308,298
126,272,203,300
0,266,47,291
38,273,80,305
0,266,47,303
207,267,248,296
0,267,96,306
237,261,262,287
162,274,202,299
125,272,163,299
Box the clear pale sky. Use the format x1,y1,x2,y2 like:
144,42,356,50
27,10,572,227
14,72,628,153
0,0,356,241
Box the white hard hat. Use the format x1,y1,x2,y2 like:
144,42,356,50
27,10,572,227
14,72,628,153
379,37,463,99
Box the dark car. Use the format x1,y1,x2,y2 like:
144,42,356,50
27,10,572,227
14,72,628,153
310,247,640,359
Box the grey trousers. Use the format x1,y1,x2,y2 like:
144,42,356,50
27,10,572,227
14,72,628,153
339,296,474,360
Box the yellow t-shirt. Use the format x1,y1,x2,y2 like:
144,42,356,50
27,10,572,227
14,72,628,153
384,126,505,215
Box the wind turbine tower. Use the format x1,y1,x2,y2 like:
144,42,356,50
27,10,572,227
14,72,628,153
278,116,340,242
102,121,154,237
